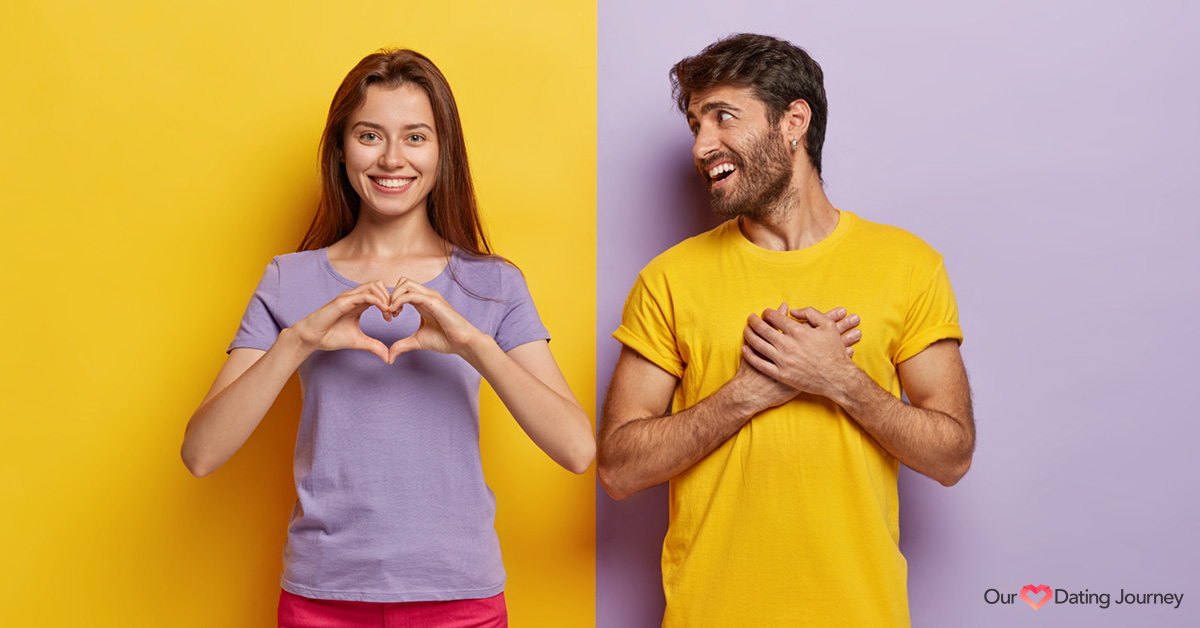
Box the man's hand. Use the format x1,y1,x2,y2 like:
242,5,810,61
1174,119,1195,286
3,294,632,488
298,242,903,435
726,356,799,414
741,305,860,400
598,305,864,499
744,304,975,486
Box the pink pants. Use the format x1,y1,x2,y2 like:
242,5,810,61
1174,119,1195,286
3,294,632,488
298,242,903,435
278,589,507,628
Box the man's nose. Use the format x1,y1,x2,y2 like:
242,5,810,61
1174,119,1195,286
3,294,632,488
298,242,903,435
692,125,719,162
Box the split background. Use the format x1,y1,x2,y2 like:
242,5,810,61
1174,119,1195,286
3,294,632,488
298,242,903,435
1,1,1196,626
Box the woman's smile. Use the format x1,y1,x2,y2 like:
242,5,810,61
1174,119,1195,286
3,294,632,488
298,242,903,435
342,83,439,217
369,175,417,192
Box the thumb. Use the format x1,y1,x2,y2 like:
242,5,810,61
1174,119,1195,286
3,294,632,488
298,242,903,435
351,335,390,364
388,335,422,362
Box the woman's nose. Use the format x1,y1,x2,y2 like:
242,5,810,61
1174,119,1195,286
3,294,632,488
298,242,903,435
380,142,406,169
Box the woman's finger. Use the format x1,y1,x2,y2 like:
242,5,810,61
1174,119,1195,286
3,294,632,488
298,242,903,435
391,290,445,320
389,277,422,314
350,291,390,315
361,281,393,320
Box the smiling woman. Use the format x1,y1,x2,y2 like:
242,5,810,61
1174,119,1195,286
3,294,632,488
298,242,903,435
179,49,595,628
341,84,440,223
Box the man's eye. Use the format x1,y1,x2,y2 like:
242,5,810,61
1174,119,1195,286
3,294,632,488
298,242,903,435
718,112,733,122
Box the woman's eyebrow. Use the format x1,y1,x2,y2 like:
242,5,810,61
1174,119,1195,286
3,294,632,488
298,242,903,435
350,120,434,132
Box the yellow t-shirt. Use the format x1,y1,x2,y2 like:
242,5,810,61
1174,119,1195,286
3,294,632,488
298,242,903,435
613,211,962,628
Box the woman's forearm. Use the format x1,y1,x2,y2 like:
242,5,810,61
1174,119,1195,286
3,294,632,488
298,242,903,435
461,337,595,474
181,329,312,477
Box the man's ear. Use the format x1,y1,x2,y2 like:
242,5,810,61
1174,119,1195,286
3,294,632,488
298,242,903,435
781,99,812,150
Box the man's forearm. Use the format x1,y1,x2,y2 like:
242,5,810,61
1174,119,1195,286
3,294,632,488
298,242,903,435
598,377,766,500
744,309,974,486
832,366,974,486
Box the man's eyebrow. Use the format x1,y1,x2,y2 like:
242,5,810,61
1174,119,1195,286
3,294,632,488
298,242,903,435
686,100,742,122
700,100,734,114
349,121,435,132
700,100,740,115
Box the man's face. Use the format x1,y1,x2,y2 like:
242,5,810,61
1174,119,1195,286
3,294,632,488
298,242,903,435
686,85,793,221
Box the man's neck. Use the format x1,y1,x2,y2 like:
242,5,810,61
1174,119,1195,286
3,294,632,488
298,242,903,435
739,170,839,251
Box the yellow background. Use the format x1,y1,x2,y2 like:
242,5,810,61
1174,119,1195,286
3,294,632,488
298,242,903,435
0,1,595,625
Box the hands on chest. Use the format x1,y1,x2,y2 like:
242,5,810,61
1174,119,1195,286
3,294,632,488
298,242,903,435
733,304,862,412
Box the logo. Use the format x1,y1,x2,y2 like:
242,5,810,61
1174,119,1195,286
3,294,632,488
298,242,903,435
1020,584,1052,610
985,584,1185,610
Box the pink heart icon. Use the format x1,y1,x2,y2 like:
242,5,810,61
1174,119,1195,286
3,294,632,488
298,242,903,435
1020,584,1052,610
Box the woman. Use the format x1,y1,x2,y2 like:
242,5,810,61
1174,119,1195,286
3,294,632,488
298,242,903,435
181,49,594,627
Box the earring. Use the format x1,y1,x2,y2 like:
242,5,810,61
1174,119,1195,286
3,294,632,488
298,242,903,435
790,139,799,151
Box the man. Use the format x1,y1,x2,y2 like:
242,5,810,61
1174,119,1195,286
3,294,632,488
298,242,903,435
597,33,974,627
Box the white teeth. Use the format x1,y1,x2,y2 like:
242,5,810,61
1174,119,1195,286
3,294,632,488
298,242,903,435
708,163,735,178
374,177,413,188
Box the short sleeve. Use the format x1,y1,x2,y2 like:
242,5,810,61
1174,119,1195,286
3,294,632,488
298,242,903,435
894,258,963,364
494,265,550,352
227,259,283,353
613,271,684,379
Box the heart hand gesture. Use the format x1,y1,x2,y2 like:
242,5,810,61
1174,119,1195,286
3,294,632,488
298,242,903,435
386,278,486,361
288,278,488,364
289,281,395,363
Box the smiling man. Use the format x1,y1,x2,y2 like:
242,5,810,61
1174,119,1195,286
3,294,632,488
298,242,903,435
597,34,975,627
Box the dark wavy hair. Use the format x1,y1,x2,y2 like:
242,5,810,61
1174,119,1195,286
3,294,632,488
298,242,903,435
670,33,828,176
299,49,491,256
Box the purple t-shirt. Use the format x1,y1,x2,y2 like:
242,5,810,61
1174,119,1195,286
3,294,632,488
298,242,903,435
228,248,549,602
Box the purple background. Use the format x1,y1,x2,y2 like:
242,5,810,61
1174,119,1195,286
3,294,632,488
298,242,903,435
596,1,1200,626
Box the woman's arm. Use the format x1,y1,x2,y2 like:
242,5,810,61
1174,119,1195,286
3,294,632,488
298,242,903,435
181,339,303,477
464,338,594,474
181,281,395,477
388,279,595,474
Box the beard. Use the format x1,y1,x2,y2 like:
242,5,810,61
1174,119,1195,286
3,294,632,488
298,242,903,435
705,126,794,221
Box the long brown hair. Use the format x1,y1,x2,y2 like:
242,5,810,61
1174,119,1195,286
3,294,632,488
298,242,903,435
299,49,491,256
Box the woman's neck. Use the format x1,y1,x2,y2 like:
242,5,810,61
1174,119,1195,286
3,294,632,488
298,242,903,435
326,207,452,285
335,207,447,259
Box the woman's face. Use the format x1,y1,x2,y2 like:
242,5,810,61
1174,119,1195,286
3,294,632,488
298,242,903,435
342,83,439,220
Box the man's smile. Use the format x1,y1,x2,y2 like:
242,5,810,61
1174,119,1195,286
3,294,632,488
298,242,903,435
708,162,737,186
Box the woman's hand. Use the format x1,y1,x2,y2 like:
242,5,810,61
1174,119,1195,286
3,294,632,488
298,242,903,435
387,278,486,360
384,277,594,473
290,281,395,363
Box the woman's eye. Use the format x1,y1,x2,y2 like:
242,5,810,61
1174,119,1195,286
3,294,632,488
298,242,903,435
361,132,379,141
408,134,425,142
718,111,733,123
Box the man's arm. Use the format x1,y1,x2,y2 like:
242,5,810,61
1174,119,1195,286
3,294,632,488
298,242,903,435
596,347,796,500
598,307,862,500
744,307,974,486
